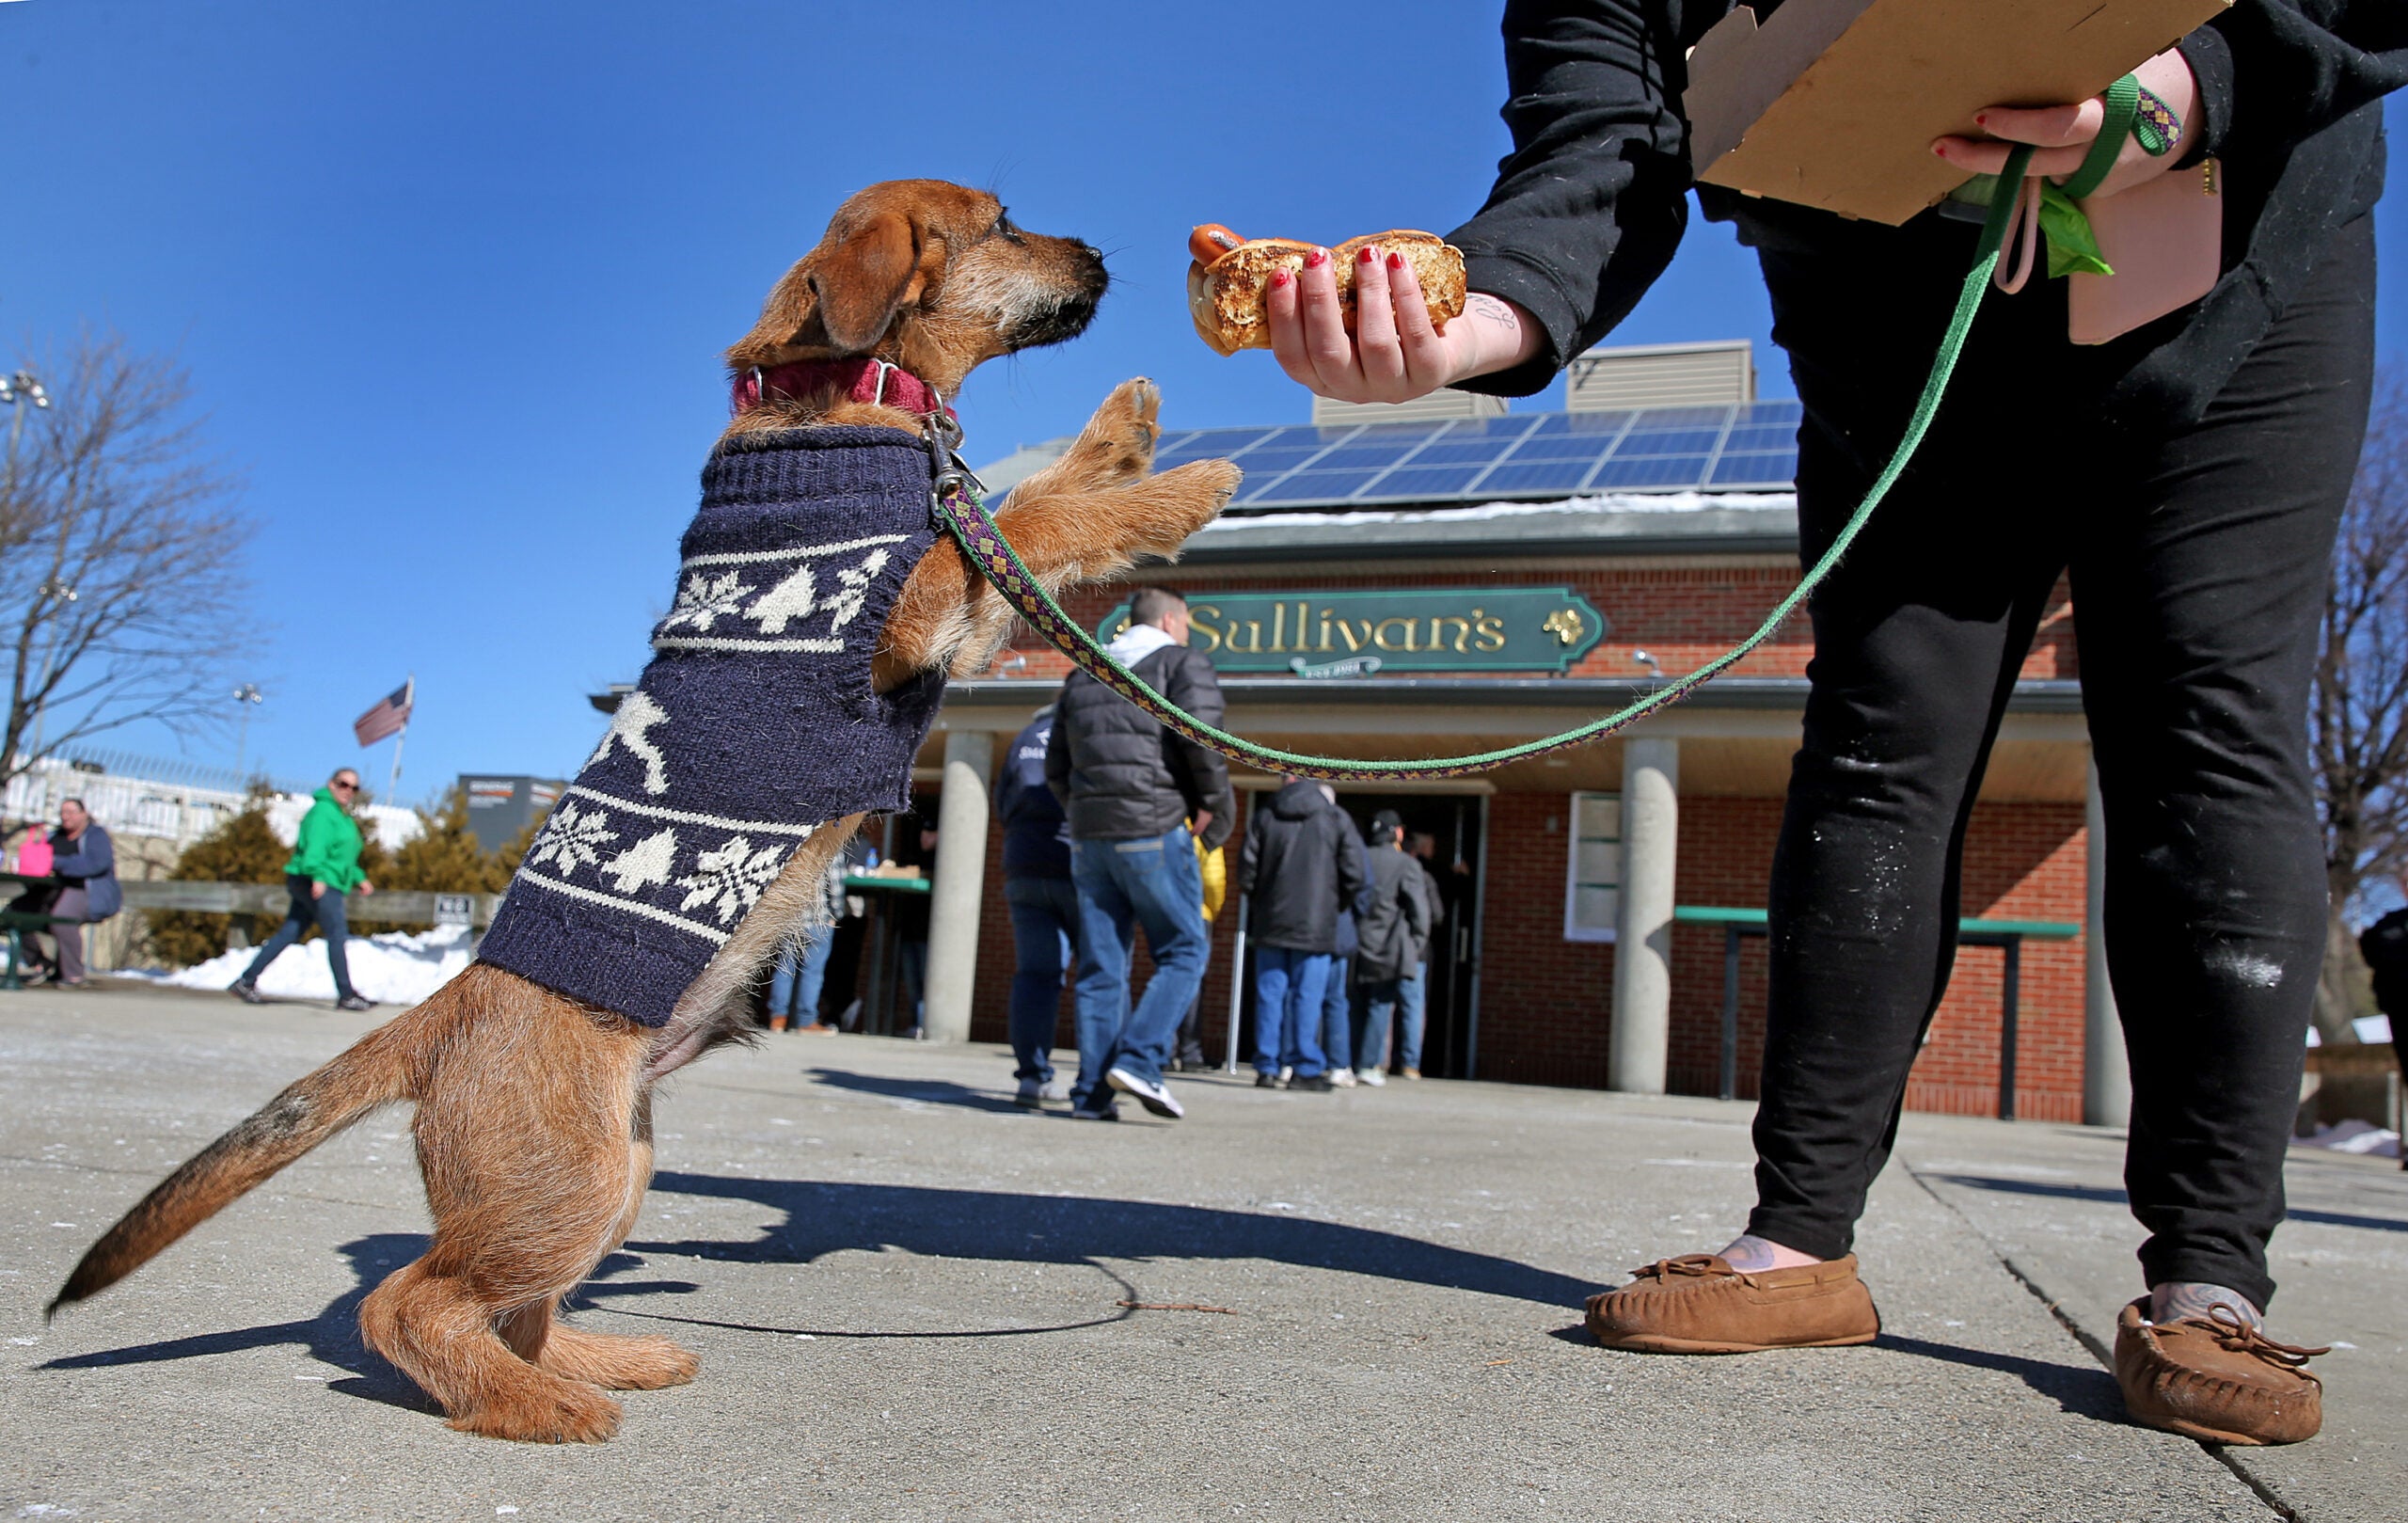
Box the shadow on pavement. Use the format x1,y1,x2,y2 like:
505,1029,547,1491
622,1171,1600,1310
1932,1173,2408,1235
805,1067,1030,1116
1872,1333,2124,1420
40,1232,442,1412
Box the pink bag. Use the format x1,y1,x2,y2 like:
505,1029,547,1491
17,833,54,877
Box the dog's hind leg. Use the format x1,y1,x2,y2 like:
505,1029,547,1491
360,977,680,1442
501,1088,700,1393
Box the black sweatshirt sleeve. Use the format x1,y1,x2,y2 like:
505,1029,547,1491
2181,2,2408,164
1445,0,1693,398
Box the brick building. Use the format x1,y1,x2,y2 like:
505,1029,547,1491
902,343,2117,1125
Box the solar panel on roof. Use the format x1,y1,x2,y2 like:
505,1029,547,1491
1130,399,1795,510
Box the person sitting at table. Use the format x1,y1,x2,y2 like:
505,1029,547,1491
45,799,121,989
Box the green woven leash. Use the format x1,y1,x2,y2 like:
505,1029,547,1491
931,146,2036,782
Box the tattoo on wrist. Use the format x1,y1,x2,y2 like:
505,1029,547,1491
1467,293,1516,330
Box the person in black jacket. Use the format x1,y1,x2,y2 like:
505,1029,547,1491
1263,0,2403,1443
998,707,1078,1107
1046,587,1235,1119
1238,778,1370,1091
1355,812,1434,1083
2358,900,2408,1147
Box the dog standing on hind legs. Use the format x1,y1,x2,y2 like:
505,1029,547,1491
47,179,1241,1443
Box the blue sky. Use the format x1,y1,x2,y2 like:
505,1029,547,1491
4,2,2402,805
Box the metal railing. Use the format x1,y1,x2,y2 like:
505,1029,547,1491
119,880,503,928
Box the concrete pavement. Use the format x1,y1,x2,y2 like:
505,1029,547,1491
1,983,2400,1521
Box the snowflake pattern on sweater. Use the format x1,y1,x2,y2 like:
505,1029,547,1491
477,427,944,1027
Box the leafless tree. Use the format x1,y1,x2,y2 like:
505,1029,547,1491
0,332,251,790
2312,369,2408,1042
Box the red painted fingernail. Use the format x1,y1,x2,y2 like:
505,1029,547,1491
1305,247,1327,268
1386,251,1404,270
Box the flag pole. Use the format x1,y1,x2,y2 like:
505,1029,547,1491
386,675,413,804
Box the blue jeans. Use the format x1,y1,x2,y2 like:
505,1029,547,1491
1006,876,1080,1083
1358,965,1427,1071
1321,955,1354,1071
1069,825,1209,1107
768,928,836,1023
1253,945,1331,1078
243,873,354,999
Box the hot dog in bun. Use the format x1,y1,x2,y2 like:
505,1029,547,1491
1186,225,1466,357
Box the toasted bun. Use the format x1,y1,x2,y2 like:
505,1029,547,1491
1186,230,1466,357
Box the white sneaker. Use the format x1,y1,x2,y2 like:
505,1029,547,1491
1105,1066,1186,1119
1041,1074,1073,1105
1277,1065,1293,1086
1356,1067,1386,1087
1330,1068,1357,1087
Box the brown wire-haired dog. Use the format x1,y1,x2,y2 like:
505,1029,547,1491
49,180,1239,1443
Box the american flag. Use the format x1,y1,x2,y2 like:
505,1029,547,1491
353,678,414,746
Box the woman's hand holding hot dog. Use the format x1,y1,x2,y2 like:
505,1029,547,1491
1263,242,1541,405
1931,47,2199,198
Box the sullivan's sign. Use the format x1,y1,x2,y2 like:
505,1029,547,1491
1100,588,1607,674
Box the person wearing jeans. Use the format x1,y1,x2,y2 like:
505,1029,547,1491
1047,589,1234,1120
999,706,1079,1105
233,770,376,1010
1239,778,1368,1092
766,930,836,1031
1067,823,1210,1116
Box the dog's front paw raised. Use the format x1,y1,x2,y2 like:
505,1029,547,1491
1054,377,1163,491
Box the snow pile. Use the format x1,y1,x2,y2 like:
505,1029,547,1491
138,924,473,1007
2291,1120,2401,1159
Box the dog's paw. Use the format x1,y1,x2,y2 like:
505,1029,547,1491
1155,457,1242,533
538,1325,701,1391
1060,376,1163,488
448,1377,625,1444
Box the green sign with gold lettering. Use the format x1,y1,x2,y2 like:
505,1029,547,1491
1098,588,1606,674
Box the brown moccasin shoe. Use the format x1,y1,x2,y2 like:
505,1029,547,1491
1584,1253,1880,1354
2115,1298,2327,1446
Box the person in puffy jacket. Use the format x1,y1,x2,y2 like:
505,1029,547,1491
1045,587,1234,1119
231,770,378,1010
1239,777,1368,1090
44,799,119,987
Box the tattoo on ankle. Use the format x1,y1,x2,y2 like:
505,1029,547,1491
2151,1281,2261,1327
1719,1235,1782,1271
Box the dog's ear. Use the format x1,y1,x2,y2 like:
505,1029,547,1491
809,212,922,355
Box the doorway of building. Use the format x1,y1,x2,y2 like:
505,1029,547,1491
1327,790,1486,1080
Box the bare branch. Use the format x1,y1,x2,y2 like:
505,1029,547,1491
0,331,253,794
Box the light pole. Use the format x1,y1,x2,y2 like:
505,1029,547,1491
1,369,50,463
232,683,264,785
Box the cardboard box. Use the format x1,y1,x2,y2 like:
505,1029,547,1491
1685,0,2230,226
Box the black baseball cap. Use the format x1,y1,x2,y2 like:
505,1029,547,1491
1370,808,1405,835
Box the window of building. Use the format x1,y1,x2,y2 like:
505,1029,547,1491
1564,790,1620,943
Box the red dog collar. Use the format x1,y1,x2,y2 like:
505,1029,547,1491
732,358,954,420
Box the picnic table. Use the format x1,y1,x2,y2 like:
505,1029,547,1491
1672,905,2082,1119
0,869,81,991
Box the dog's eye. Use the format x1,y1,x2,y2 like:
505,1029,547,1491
992,210,1025,246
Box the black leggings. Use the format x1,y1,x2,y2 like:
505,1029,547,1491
1748,216,2375,1310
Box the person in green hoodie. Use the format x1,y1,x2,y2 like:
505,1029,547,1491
230,769,378,1010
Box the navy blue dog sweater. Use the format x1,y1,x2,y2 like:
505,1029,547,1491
478,426,943,1027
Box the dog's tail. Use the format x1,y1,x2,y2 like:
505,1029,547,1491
48,984,460,1316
